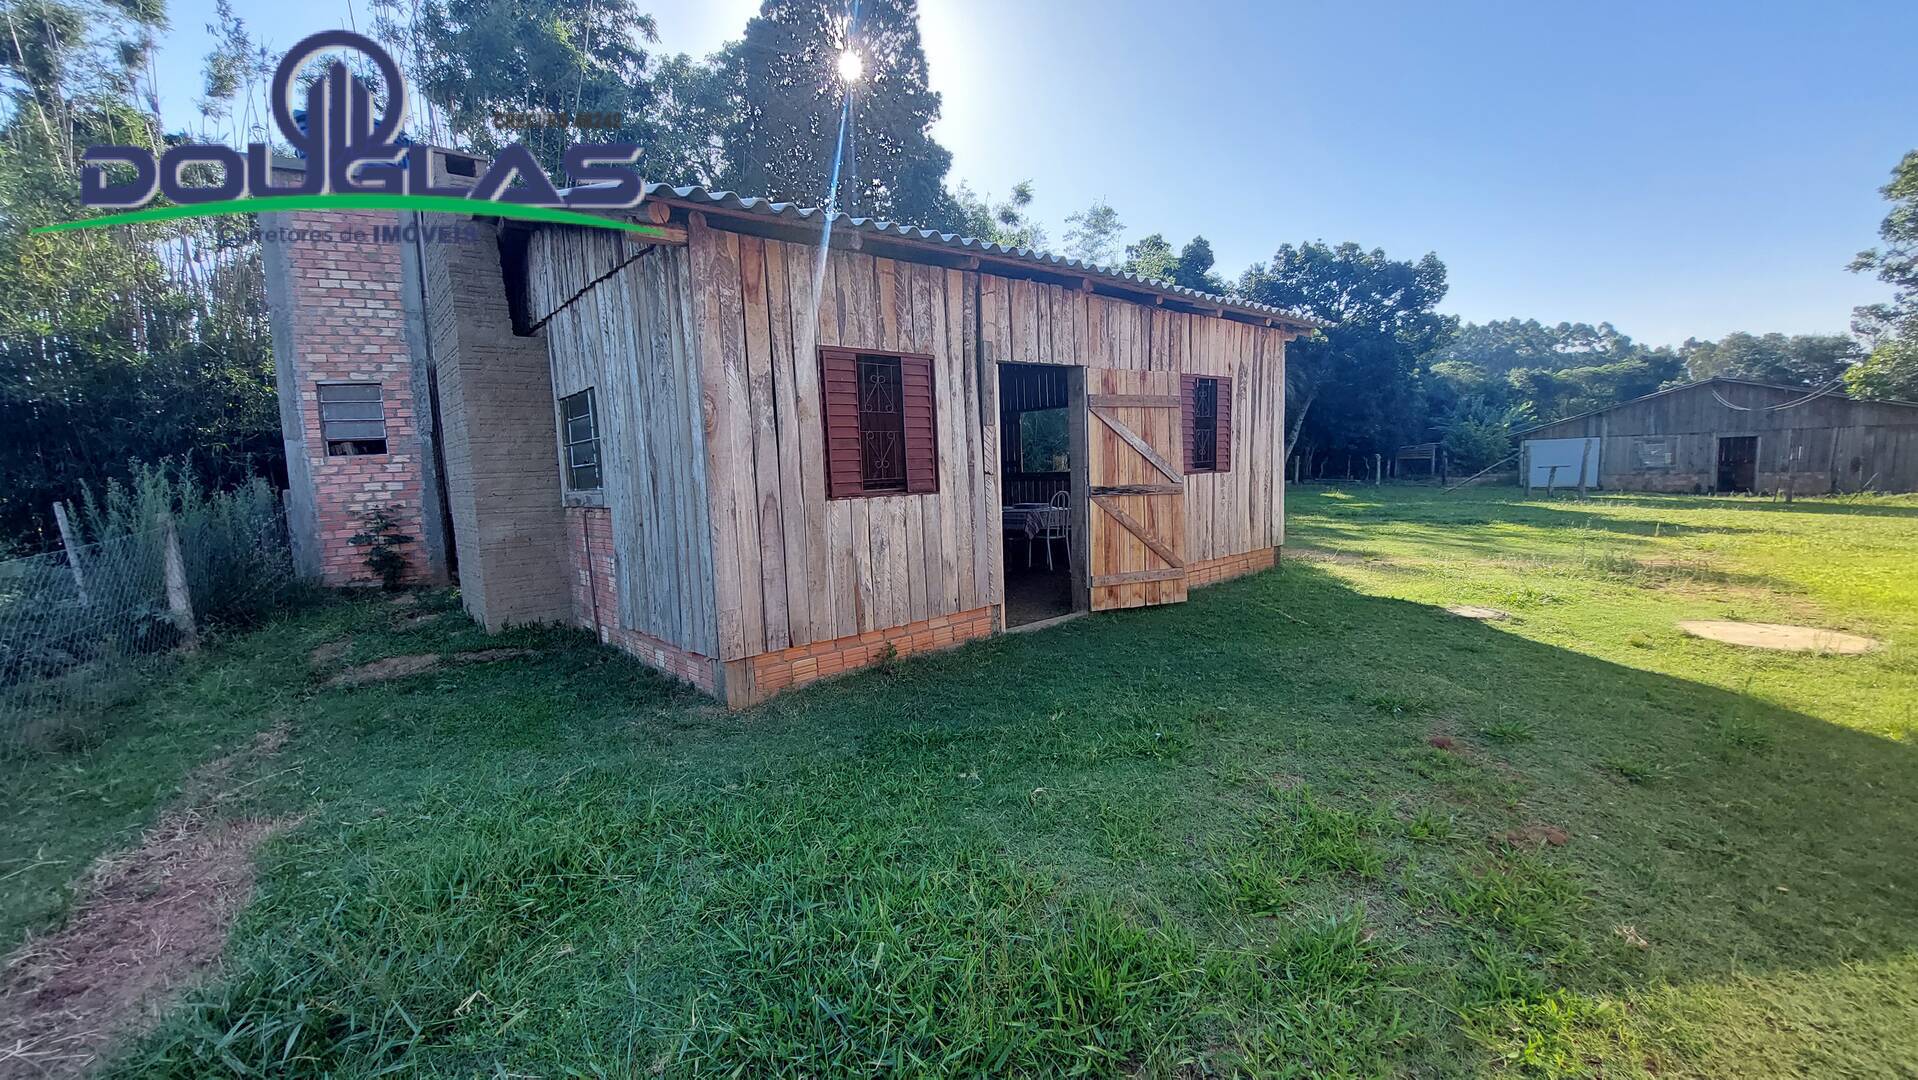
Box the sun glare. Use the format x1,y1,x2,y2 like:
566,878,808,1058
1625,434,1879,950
837,48,864,83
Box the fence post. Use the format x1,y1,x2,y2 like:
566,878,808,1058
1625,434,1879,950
52,500,90,606
1577,438,1593,498
160,511,200,652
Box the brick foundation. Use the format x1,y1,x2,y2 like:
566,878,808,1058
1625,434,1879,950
1187,546,1278,588
566,507,719,693
565,513,1267,706
274,208,429,587
722,606,997,708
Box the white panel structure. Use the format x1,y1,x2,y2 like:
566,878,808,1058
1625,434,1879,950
1523,437,1601,488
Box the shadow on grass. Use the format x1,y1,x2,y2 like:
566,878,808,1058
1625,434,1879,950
98,566,1918,1075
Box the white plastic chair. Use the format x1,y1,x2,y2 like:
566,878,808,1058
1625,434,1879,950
1029,490,1071,571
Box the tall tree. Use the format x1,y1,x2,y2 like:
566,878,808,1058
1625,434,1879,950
716,0,952,227
406,0,665,180
949,180,1044,248
1237,242,1453,460
1844,338,1918,401
1848,149,1918,400
1061,200,1123,265
0,0,278,549
1122,233,1225,293
1681,332,1861,387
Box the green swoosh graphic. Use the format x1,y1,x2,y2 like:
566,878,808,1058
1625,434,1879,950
32,193,665,235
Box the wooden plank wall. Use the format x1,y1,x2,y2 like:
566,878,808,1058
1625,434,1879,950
528,227,719,656
688,219,995,662
1526,381,1918,493
974,276,1289,564
682,217,1290,662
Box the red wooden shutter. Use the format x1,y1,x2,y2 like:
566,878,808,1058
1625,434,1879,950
902,355,938,494
1180,374,1198,475
1215,375,1233,473
820,348,863,498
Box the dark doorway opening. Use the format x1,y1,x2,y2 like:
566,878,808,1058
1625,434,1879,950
1717,435,1757,494
997,363,1087,627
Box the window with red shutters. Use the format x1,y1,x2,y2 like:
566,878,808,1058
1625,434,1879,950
820,348,939,498
1181,374,1233,474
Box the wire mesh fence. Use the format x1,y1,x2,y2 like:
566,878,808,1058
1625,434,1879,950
0,508,300,757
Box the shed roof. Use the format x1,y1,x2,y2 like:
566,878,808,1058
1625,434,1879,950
1513,377,1918,438
614,182,1328,332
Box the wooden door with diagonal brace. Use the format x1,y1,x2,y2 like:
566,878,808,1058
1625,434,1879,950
1086,368,1187,610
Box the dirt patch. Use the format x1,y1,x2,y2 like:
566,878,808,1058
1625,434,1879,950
1498,824,1570,848
1677,620,1880,654
324,652,443,688
0,726,293,1078
307,639,350,668
1427,735,1458,752
322,648,539,690
455,648,536,664
1285,548,1370,566
1445,605,1511,621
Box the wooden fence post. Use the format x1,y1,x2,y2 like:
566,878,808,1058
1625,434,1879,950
1544,464,1561,497
1577,438,1593,498
51,500,90,605
159,512,199,652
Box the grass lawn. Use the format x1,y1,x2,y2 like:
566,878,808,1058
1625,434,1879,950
4,487,1915,1077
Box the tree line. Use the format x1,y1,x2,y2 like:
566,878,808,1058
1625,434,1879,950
2,0,1914,549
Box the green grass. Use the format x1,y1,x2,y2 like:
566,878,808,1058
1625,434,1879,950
5,488,1916,1076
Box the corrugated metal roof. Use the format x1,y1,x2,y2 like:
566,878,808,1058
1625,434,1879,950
629,182,1328,331
1512,376,1918,437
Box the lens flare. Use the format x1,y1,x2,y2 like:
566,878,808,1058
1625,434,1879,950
837,49,864,83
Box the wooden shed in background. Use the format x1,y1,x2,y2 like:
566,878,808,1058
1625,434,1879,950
1516,377,1918,495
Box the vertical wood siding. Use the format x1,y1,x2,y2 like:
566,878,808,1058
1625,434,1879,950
649,218,1291,662
527,228,718,657
1522,381,1918,494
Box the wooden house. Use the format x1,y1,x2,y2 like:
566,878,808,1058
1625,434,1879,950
1516,377,1918,495
264,163,1320,705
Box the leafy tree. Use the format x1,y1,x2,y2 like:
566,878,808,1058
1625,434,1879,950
1061,200,1123,265
405,0,664,179
1848,150,1918,400
1435,318,1641,376
1237,242,1453,460
716,0,953,228
1850,151,1918,338
1122,233,1225,293
646,51,731,186
0,0,279,550
949,180,1044,248
1845,338,1918,401
1681,332,1861,387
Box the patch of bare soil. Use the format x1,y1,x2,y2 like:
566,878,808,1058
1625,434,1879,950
323,648,539,689
1677,620,1879,654
1497,823,1571,849
307,639,350,668
324,652,443,688
0,727,293,1078
1284,547,1370,566
1445,605,1511,621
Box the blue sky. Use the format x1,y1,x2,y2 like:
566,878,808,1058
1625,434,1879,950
147,0,1918,348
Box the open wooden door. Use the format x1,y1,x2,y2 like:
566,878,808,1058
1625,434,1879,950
1086,368,1187,610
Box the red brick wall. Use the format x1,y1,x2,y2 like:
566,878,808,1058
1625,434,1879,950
281,210,428,586
566,507,719,693
1186,546,1277,588
730,606,995,706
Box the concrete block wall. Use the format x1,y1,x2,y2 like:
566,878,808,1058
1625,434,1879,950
262,207,435,587
419,215,569,630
